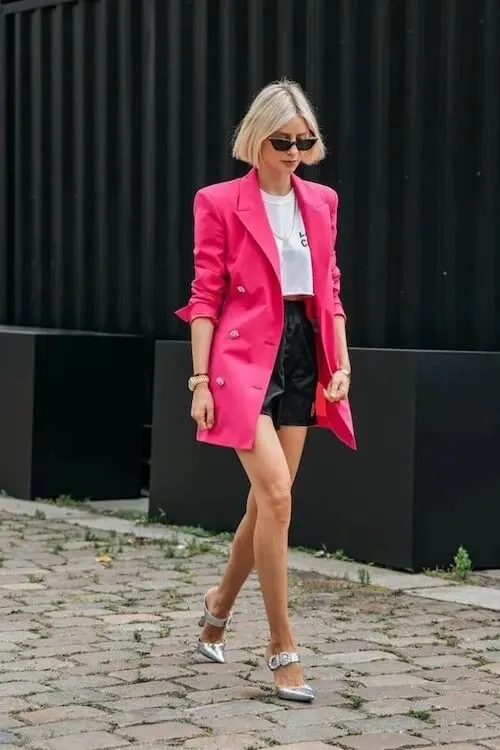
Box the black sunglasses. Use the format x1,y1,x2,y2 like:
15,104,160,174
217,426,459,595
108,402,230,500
268,136,318,152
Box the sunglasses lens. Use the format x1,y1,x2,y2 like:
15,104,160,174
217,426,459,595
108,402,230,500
269,137,317,152
296,138,317,151
269,138,293,151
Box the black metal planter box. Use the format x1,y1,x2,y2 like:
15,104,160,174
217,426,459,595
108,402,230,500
0,327,146,501
149,342,500,572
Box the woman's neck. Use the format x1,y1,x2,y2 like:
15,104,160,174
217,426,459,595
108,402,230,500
257,168,292,197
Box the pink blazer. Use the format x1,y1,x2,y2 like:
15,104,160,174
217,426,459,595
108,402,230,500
176,168,356,451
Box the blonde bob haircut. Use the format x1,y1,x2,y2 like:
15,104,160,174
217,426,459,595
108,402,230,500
232,79,326,167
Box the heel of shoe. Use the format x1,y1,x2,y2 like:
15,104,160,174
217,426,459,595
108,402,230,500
266,651,315,703
197,593,232,665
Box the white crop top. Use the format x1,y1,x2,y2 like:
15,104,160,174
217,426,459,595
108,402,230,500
261,189,314,296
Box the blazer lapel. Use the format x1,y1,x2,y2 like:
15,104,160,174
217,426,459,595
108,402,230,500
291,174,332,301
235,168,332,295
236,169,281,283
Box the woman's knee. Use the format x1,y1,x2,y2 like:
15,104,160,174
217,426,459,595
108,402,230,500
256,475,292,525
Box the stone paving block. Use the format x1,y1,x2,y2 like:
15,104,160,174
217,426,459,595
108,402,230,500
419,725,500,743
18,705,109,724
259,723,348,745
97,679,185,699
362,698,416,716
187,685,270,705
338,732,431,749
105,706,185,728
343,714,430,735
349,659,417,676
13,719,112,743
34,731,130,750
48,675,122,691
411,691,498,711
0,658,68,673
482,741,500,749
196,715,278,733
356,673,429,688
28,689,119,708
272,705,361,727
429,707,500,727
183,734,267,749
0,682,52,698
116,721,206,742
0,716,23,730
100,613,162,625
326,650,398,665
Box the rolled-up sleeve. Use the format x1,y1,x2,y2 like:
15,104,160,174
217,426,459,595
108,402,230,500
329,190,346,320
175,190,227,325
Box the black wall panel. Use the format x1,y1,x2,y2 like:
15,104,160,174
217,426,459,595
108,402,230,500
0,0,499,350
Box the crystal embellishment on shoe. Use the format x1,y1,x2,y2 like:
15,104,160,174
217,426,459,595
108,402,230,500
197,595,233,664
266,651,315,703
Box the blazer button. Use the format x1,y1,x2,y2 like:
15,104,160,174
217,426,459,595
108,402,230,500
229,329,240,339
215,376,225,387
236,285,246,293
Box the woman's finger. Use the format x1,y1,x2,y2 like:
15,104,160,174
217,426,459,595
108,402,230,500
206,402,214,429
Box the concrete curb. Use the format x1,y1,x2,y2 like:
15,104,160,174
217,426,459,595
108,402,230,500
1,495,499,612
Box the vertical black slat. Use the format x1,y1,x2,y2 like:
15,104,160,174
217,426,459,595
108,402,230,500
13,13,25,323
117,0,132,331
0,5,7,322
475,0,499,348
304,0,324,183
365,0,391,346
336,0,357,339
192,0,207,190
247,0,263,95
165,0,181,322
30,9,43,324
140,0,155,333
219,0,235,178
276,0,293,73
94,0,108,330
435,0,459,347
304,0,323,98
50,2,63,327
72,0,85,328
401,0,424,346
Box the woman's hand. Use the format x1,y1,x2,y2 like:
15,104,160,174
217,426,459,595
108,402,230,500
191,383,215,430
323,369,350,403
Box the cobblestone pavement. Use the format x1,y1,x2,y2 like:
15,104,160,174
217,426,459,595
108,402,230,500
1,508,500,750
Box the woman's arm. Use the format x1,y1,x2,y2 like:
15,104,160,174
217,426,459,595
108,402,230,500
328,191,351,375
176,190,227,327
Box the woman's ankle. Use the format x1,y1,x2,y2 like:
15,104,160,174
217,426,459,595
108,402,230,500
268,635,296,654
206,586,232,619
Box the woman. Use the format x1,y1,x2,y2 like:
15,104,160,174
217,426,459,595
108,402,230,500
176,79,356,703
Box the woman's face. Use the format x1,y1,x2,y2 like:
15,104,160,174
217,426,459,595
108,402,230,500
259,116,315,176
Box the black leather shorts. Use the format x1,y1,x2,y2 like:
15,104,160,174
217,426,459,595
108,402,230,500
261,300,318,429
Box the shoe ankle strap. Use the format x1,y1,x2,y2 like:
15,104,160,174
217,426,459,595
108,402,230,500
202,600,232,629
267,651,300,671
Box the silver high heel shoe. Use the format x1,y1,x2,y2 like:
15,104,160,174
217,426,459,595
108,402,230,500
267,651,315,703
197,594,233,664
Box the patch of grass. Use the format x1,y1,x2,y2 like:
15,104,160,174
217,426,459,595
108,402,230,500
343,692,365,709
358,567,371,585
408,708,433,723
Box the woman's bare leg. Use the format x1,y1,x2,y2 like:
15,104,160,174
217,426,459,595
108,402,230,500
200,422,307,652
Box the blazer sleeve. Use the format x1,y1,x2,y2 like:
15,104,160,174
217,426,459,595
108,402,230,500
329,190,347,321
175,190,227,325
